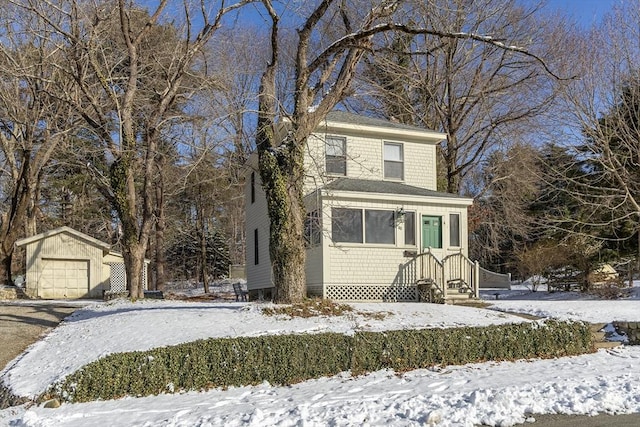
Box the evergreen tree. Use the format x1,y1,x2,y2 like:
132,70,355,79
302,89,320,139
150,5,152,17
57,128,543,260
166,227,230,284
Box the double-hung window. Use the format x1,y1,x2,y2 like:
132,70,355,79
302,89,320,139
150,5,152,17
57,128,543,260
250,172,255,203
253,229,259,265
384,142,404,180
326,136,346,176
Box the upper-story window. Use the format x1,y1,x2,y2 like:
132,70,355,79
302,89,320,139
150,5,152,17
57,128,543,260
250,172,255,204
326,136,346,176
384,142,404,180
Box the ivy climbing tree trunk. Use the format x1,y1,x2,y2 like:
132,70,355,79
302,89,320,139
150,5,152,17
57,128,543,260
255,4,306,302
256,128,307,303
256,0,373,303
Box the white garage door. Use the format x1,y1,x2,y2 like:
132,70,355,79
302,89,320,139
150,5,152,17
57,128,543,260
40,259,89,299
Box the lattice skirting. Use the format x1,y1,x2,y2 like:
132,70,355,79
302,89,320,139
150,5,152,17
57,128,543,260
108,263,148,293
325,284,418,302
109,263,127,293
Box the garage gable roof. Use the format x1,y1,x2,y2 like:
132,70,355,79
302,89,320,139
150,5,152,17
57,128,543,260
15,226,111,252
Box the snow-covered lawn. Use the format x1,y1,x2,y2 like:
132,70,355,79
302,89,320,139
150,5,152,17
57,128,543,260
0,281,639,427
483,283,640,323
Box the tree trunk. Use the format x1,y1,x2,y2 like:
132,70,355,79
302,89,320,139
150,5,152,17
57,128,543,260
257,133,307,303
444,135,461,194
0,250,12,286
201,228,209,294
123,244,146,299
268,184,306,303
198,200,210,293
110,155,152,299
0,170,34,285
154,177,166,292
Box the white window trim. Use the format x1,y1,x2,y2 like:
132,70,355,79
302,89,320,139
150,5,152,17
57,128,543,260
383,141,404,181
449,213,461,248
325,136,347,176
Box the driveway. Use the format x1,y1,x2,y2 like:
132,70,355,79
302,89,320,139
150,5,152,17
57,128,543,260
514,413,640,427
0,301,88,370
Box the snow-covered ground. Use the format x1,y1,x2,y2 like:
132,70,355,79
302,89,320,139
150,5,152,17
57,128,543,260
0,281,639,427
481,282,640,323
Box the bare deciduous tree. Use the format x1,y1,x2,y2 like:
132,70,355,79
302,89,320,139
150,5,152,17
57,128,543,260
18,0,251,298
552,2,640,261
357,0,569,194
0,3,74,283
469,143,541,269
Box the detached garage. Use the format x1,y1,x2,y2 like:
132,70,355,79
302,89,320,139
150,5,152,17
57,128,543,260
15,226,144,299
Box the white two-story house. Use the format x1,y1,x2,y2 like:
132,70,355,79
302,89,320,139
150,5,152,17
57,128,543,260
246,111,479,302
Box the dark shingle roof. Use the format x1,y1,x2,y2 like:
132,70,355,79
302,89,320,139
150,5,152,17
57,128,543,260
325,111,440,134
323,178,466,199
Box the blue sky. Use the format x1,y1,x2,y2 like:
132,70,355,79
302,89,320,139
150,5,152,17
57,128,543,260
542,0,619,27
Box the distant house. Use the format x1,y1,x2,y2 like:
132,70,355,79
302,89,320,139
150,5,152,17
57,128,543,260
15,226,148,299
246,111,479,302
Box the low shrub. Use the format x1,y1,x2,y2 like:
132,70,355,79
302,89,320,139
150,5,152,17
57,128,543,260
588,282,628,299
45,320,593,404
262,298,354,318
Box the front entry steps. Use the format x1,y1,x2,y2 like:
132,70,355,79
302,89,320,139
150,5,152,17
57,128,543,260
417,279,477,304
416,279,443,303
414,250,479,303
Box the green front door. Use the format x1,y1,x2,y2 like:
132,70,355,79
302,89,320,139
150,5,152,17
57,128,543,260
422,216,442,250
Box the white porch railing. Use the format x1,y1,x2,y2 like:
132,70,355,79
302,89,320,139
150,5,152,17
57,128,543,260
414,248,479,302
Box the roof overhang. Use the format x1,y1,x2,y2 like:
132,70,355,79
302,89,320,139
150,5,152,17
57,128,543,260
318,188,473,207
316,120,446,144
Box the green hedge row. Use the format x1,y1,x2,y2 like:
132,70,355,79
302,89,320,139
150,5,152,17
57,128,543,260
46,320,593,403
351,320,592,374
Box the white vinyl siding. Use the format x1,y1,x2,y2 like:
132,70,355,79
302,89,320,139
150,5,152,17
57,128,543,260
304,132,437,191
245,168,273,291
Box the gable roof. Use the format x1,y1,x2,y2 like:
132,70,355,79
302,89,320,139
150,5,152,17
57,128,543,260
325,111,431,133
320,111,446,143
15,226,111,252
322,178,470,200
